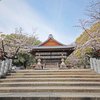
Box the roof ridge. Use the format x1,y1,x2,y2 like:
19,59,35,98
38,34,65,46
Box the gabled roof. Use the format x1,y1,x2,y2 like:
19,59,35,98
39,34,65,46
30,34,75,53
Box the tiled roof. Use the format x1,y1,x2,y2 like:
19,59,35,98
32,45,75,50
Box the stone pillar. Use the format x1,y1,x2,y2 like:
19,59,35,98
60,58,66,69
0,60,2,77
4,59,11,75
4,59,9,75
0,60,5,77
8,59,12,72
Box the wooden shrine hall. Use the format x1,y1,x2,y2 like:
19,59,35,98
31,34,75,69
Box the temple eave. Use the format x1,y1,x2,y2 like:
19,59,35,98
31,46,74,50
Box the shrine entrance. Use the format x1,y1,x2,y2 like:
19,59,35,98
42,59,59,67
41,55,62,69
30,34,75,69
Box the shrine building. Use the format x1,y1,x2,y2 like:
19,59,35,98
31,34,75,68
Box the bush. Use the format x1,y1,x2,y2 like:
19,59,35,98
13,52,36,68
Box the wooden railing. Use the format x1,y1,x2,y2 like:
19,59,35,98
36,56,66,59
36,52,67,55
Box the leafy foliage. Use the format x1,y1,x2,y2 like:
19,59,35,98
67,22,100,68
0,33,41,68
0,33,41,53
74,49,81,58
13,53,36,68
76,22,100,45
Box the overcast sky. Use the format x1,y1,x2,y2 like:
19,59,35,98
0,0,93,44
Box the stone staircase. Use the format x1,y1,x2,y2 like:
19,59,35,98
0,69,100,100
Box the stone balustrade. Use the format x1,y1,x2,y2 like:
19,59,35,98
90,58,100,74
0,59,12,78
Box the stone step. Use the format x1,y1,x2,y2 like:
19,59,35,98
0,97,100,100
1,78,100,82
11,72,97,76
16,69,93,72
1,69,100,99
11,72,96,75
15,69,95,74
6,74,100,78
0,86,100,93
16,71,95,73
0,92,100,100
0,82,100,87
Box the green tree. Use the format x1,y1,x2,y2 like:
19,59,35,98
0,32,41,68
